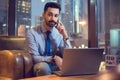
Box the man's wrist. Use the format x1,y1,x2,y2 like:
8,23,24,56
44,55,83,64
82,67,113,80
44,56,53,62
64,37,69,41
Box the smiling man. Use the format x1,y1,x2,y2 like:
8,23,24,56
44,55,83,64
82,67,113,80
26,2,72,76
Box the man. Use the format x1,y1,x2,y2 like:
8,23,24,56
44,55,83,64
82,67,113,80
26,2,72,76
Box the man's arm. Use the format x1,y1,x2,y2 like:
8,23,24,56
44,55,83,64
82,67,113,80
54,55,62,70
32,56,53,63
56,21,72,48
53,22,72,70
26,29,53,63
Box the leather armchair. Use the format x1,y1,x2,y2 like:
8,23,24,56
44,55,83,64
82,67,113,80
0,36,34,80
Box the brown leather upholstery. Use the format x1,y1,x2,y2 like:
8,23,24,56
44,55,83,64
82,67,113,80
0,76,12,80
0,36,26,50
21,51,33,78
0,36,33,80
0,50,24,79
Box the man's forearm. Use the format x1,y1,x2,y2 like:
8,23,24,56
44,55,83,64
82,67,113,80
33,56,53,63
64,39,72,48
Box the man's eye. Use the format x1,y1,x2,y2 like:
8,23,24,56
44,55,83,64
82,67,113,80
47,13,59,17
55,14,59,17
48,13,52,16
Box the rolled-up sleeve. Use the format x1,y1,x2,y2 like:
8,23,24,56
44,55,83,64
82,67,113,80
64,39,72,48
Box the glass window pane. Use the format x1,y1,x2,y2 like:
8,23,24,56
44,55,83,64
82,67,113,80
61,0,88,48
96,0,105,48
16,0,31,37
0,0,9,36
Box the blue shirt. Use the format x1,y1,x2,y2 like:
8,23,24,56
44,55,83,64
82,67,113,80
26,23,72,63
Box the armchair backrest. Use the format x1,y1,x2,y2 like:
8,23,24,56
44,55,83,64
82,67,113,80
0,36,26,50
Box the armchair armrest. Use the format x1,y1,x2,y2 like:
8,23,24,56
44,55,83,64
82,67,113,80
0,50,33,80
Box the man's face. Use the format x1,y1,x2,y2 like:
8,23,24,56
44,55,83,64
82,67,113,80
43,7,60,28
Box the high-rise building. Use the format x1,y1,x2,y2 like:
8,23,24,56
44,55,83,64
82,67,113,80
35,15,43,26
16,0,31,30
60,0,88,39
60,0,74,36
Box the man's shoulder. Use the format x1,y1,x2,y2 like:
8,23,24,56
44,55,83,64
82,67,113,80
28,25,42,33
26,25,43,38
32,25,41,30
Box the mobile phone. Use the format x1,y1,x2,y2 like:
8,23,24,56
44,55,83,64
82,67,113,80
54,20,60,28
54,23,58,28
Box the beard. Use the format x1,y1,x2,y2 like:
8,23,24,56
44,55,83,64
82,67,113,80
45,20,57,28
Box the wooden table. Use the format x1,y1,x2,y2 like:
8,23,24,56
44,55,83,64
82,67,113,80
20,74,95,80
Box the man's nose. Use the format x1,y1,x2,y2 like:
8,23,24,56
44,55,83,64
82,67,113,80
50,15,56,20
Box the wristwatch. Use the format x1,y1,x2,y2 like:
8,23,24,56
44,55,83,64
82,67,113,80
64,37,69,41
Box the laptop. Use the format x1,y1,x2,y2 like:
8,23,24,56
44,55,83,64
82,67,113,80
53,48,104,76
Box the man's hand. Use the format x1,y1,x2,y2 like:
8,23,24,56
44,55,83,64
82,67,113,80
53,55,63,70
56,21,69,40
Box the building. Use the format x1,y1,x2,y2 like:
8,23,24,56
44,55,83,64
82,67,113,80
16,0,31,30
35,15,43,26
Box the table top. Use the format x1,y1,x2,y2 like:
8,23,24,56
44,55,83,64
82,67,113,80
20,74,95,80
19,70,120,80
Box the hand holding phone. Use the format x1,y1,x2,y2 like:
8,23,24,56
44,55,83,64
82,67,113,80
55,20,69,40
54,20,60,28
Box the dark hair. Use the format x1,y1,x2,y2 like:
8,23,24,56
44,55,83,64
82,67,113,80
44,2,61,13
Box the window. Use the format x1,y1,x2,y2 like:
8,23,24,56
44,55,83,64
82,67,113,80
0,0,9,36
1,0,108,48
